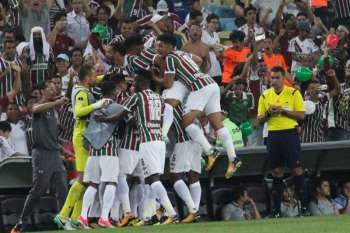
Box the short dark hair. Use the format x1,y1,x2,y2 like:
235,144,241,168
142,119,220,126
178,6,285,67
312,177,329,193
233,186,247,202
271,66,286,77
3,27,15,35
124,34,144,51
70,47,83,57
229,30,245,42
206,13,219,23
97,4,111,16
189,10,202,20
122,17,136,24
3,40,15,48
79,64,94,81
100,79,117,96
0,121,11,132
157,33,177,47
297,12,307,18
37,81,50,91
53,11,66,25
244,5,257,16
135,69,153,81
112,42,127,56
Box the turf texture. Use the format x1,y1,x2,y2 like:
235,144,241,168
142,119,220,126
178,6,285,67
35,215,350,233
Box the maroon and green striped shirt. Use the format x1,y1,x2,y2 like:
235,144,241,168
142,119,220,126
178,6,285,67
90,133,119,156
172,105,190,143
30,55,49,88
123,89,164,143
165,51,215,91
0,57,21,97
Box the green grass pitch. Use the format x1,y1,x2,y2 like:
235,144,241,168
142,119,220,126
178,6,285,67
35,215,350,233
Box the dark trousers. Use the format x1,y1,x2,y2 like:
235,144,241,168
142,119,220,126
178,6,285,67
19,149,68,223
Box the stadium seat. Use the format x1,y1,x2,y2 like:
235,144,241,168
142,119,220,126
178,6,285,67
207,4,234,18
208,186,234,220
219,18,237,32
32,196,59,231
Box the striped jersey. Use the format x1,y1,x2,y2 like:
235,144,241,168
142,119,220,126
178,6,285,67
90,132,119,156
123,0,144,19
58,102,74,141
301,101,325,143
0,56,21,97
172,105,190,143
117,92,140,151
165,51,215,91
139,47,159,66
110,34,125,45
123,89,164,143
29,55,49,88
127,54,150,75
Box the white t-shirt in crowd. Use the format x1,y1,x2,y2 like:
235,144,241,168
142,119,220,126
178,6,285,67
288,36,319,73
9,121,28,155
201,30,222,77
0,136,16,161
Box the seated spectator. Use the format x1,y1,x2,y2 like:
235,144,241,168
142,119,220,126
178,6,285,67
6,102,29,155
309,178,339,216
334,181,350,214
222,30,250,84
0,121,26,161
222,186,261,221
281,185,299,218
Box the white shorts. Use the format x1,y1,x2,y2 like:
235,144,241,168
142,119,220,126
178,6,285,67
170,141,202,174
162,81,189,103
84,156,119,183
139,141,166,178
118,148,142,176
184,83,221,115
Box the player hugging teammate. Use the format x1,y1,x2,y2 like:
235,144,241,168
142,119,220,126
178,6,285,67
53,34,242,230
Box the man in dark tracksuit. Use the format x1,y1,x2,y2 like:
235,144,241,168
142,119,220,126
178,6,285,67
12,81,69,233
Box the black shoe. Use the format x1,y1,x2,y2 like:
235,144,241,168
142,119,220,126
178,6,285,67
300,207,311,217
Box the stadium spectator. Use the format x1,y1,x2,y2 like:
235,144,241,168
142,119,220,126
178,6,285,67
334,181,350,214
0,120,26,161
222,30,250,84
238,5,265,41
55,54,70,96
179,10,203,35
182,24,210,73
185,0,208,28
201,14,224,79
309,178,339,216
111,18,136,44
288,21,320,74
47,12,75,57
221,186,261,221
281,185,299,218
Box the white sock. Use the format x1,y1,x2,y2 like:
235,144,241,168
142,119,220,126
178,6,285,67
151,181,176,216
185,124,212,154
217,127,236,161
173,180,197,213
81,186,97,219
110,190,120,221
130,184,139,217
117,174,131,214
136,184,145,218
143,184,156,220
162,103,174,137
189,182,201,210
101,184,116,219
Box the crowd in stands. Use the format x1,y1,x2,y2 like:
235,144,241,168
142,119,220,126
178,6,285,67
0,0,350,230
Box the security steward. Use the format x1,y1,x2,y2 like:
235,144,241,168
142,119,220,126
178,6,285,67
257,66,308,217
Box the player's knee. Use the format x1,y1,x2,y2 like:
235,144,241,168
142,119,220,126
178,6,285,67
207,112,224,130
292,167,304,176
272,168,284,178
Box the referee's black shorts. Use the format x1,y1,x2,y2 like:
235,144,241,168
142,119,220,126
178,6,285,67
266,128,302,169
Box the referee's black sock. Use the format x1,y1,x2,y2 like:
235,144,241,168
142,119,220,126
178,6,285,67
294,174,308,211
272,177,284,216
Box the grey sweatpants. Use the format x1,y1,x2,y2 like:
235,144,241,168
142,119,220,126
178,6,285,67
19,149,68,223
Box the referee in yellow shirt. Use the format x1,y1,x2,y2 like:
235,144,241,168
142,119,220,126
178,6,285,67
258,66,308,217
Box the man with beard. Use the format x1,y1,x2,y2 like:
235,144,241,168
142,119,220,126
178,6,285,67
28,27,51,89
182,24,210,73
11,81,68,233
0,40,22,105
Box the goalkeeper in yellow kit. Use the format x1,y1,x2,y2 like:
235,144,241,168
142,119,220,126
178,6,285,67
54,65,110,229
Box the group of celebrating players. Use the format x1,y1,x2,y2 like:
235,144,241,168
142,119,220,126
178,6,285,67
53,33,242,229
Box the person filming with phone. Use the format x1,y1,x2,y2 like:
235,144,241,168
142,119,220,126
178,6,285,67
257,66,309,217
